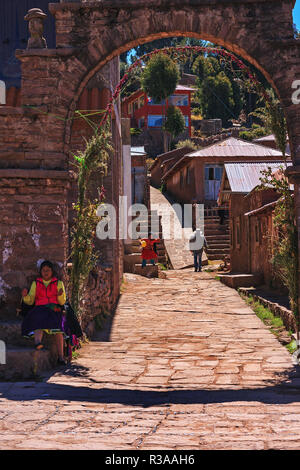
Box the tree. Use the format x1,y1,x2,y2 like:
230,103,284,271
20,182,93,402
250,89,287,158
164,105,186,149
141,52,180,151
141,52,179,103
192,55,244,126
128,37,206,67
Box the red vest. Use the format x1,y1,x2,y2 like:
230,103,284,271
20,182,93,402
35,277,58,306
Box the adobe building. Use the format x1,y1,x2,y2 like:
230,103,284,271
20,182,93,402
218,161,292,289
131,146,149,207
253,134,290,154
122,84,194,136
122,84,195,156
162,137,289,205
150,146,194,188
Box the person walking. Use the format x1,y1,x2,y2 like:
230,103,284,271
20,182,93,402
189,227,207,272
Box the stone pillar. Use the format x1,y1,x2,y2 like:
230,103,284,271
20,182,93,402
0,170,70,320
122,118,132,243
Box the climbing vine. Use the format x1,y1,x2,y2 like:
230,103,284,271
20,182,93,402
69,114,112,318
259,167,299,338
99,45,275,129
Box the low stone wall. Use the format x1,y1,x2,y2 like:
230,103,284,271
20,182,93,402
238,287,296,333
79,264,115,336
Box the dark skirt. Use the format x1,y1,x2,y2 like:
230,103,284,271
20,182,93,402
21,304,66,338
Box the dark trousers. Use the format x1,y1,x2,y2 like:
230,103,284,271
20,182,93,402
193,249,203,271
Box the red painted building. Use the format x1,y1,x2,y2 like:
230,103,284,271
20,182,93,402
122,85,194,137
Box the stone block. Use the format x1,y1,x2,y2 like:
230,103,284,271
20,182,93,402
219,273,264,289
0,346,57,380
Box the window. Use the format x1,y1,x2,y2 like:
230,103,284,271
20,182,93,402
209,168,214,181
139,96,144,108
180,170,184,188
236,217,241,249
128,103,133,115
0,81,6,105
205,166,223,181
133,100,139,112
148,97,166,105
148,115,163,127
186,167,190,185
255,220,261,245
138,117,145,128
169,94,189,106
214,167,223,181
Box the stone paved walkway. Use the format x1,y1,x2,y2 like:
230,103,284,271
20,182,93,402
150,187,207,269
1,270,300,450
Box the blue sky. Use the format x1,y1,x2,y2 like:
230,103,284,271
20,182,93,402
294,0,300,29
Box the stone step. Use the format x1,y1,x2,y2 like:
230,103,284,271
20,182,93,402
205,230,229,237
206,247,230,253
205,222,229,229
205,215,228,219
0,320,22,342
206,254,228,260
133,264,159,278
135,228,163,236
0,345,58,380
205,226,229,231
206,243,230,249
219,273,264,289
205,234,230,241
125,242,164,254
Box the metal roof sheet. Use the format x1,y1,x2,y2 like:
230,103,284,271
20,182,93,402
186,137,285,158
131,146,146,156
224,161,292,193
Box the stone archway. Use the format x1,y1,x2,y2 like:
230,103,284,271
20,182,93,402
1,0,300,316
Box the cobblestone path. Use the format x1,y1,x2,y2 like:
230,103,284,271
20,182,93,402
1,270,300,450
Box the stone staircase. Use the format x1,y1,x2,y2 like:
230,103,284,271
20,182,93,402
124,210,167,278
204,212,230,261
0,318,59,380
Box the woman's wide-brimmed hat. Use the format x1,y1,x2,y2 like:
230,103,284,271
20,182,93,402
24,8,47,21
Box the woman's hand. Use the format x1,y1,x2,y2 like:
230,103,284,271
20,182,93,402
22,288,28,298
57,288,63,297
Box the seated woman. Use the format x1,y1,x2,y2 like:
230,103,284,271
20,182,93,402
21,260,67,365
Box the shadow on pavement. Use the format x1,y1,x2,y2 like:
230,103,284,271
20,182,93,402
1,366,300,408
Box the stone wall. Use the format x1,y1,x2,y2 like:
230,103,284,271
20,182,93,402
79,265,115,334
0,170,69,319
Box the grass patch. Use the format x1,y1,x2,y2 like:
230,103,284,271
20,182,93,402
72,350,80,360
239,291,295,354
120,276,127,294
158,263,168,271
286,340,297,354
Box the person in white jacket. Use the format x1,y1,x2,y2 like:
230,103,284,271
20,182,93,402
189,227,207,272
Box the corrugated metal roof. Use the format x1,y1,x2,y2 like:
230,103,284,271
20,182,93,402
175,84,196,92
186,137,285,158
253,134,276,142
131,146,146,156
224,161,292,193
